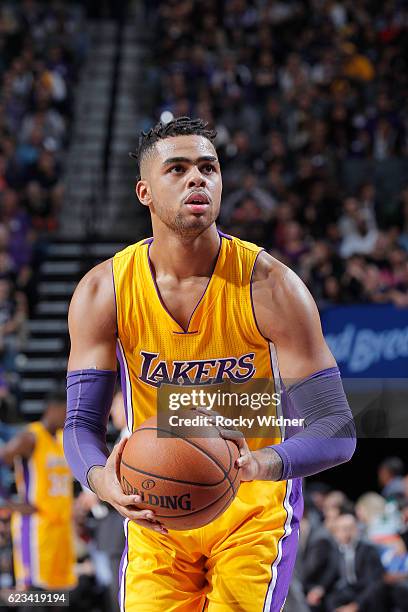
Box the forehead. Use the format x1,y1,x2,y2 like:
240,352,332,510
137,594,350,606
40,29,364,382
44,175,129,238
154,135,217,162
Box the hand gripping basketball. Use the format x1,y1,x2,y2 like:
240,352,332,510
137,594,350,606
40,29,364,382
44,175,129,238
119,414,241,530
194,407,260,481
88,437,168,534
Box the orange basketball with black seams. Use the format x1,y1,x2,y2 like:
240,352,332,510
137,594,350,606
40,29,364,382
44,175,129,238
119,413,241,530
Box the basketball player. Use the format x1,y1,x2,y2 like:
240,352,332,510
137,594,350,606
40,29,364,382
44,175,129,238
0,390,76,595
64,117,356,611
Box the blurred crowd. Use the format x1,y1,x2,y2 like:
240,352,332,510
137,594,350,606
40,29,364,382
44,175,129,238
286,456,408,612
0,0,88,408
143,0,408,308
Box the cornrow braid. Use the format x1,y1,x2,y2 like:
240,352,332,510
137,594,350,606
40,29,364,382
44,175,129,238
129,116,217,179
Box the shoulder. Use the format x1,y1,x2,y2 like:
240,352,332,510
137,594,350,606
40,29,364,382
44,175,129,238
252,251,319,338
74,259,113,296
19,429,36,450
71,259,114,306
68,259,116,332
252,250,309,296
252,251,336,376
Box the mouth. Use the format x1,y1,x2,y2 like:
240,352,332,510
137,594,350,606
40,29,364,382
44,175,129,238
184,192,210,213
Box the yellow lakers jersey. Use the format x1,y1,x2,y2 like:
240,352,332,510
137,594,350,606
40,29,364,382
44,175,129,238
11,422,76,590
112,232,283,448
114,233,304,612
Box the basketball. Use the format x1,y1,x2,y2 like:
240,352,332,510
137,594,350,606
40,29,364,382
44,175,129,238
119,413,241,530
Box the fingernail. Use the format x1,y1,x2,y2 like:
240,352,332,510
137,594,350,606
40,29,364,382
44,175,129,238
133,496,141,503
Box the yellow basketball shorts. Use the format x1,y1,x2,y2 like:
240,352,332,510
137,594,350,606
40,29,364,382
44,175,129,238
118,479,303,611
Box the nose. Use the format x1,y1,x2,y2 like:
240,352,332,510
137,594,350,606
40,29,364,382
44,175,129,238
187,166,206,189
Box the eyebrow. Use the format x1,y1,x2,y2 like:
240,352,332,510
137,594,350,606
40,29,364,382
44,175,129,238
162,155,218,166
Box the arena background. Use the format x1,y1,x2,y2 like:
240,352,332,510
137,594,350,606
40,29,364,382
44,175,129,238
0,0,407,610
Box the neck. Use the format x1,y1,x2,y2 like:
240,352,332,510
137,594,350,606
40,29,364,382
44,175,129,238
149,224,221,279
41,417,57,436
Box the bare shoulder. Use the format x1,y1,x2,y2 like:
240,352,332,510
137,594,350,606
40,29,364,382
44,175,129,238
68,258,116,335
252,250,321,342
252,251,336,376
72,258,114,301
19,430,36,457
68,259,117,370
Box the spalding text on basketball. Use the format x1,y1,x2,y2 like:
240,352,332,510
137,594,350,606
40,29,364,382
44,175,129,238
122,477,192,510
139,351,256,387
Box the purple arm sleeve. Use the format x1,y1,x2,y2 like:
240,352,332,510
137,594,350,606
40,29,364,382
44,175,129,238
270,367,356,480
63,369,117,489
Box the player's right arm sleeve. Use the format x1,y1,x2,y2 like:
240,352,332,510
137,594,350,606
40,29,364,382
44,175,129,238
63,369,117,488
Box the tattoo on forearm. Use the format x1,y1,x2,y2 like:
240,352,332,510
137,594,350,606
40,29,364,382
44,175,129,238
259,448,283,481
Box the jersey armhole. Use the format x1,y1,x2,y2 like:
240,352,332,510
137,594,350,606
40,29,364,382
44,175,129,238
111,259,118,338
248,248,271,344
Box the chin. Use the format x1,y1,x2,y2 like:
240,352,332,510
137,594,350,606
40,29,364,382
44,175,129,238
173,214,214,235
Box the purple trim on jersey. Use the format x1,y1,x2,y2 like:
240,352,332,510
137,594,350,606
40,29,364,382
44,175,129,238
116,343,130,431
264,478,303,611
217,229,232,240
249,248,267,340
147,235,222,333
111,259,118,336
22,458,30,504
20,458,33,585
21,512,32,586
118,521,129,611
142,237,154,245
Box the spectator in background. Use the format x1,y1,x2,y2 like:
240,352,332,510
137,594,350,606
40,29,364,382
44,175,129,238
220,172,277,224
0,278,27,371
0,188,32,273
381,534,408,612
378,457,406,502
397,187,408,251
297,502,338,611
339,197,379,259
355,492,395,543
326,513,387,612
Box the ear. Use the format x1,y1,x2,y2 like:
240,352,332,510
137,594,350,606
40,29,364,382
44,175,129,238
135,180,152,207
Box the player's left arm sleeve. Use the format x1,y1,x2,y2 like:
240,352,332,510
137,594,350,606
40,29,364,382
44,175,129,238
270,366,356,480
261,265,356,479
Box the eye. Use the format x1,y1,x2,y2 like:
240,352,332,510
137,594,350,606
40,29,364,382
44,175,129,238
202,164,216,174
169,165,185,174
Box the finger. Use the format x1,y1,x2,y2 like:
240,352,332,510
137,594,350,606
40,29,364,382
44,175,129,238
114,436,129,465
218,428,244,440
114,492,142,507
111,436,129,462
134,519,168,535
236,452,251,468
194,407,222,419
114,504,156,522
113,437,129,482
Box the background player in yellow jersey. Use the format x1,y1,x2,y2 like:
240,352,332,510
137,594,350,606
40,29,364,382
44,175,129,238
64,117,356,611
0,390,76,597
